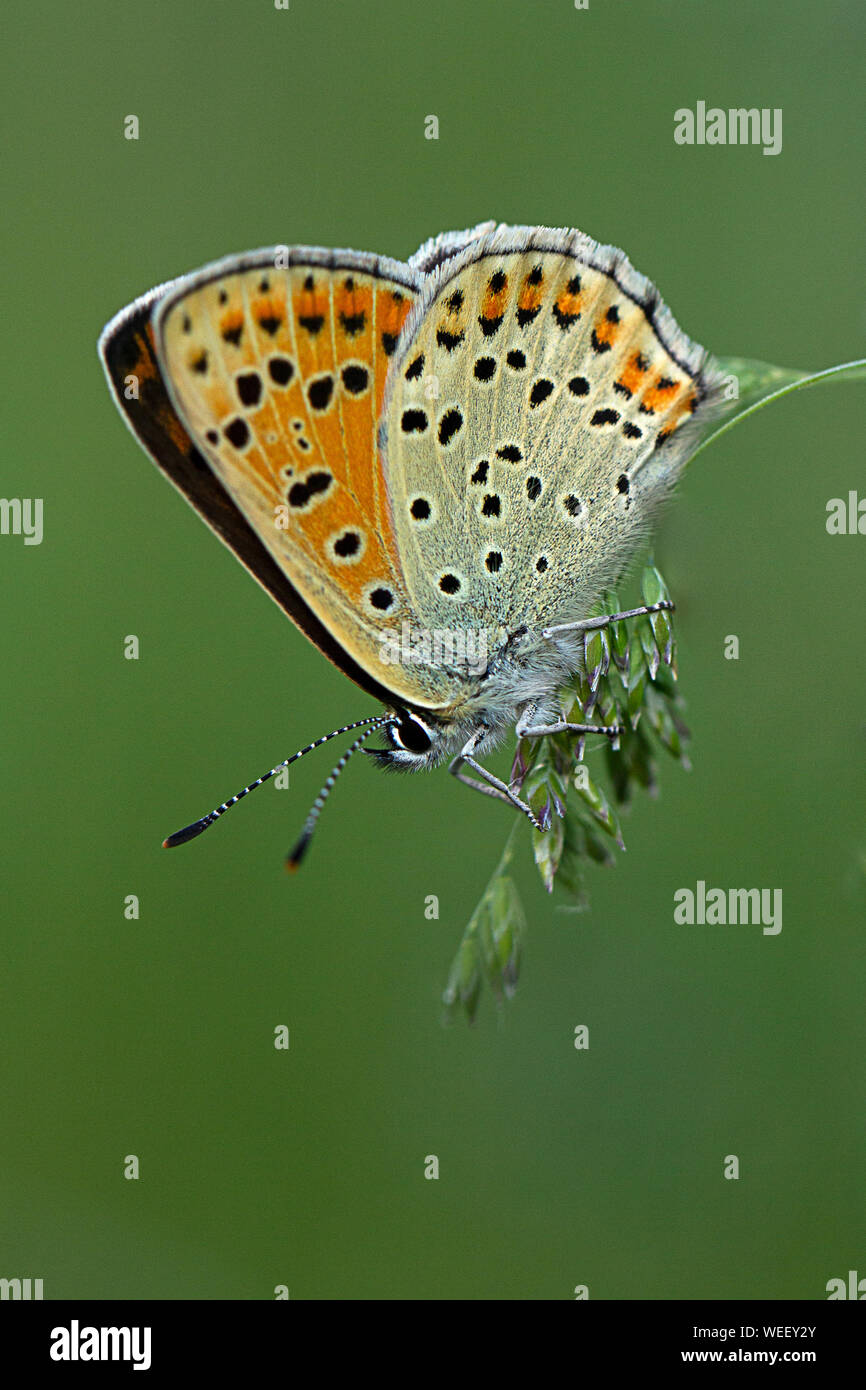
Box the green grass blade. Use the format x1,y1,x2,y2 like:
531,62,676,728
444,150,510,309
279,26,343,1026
688,356,866,467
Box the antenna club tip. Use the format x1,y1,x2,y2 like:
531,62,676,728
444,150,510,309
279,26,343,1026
163,819,210,848
285,834,312,872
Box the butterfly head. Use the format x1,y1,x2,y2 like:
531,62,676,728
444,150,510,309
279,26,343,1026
367,703,511,770
367,622,584,772
366,709,445,771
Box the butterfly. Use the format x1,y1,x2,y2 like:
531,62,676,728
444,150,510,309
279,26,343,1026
99,221,724,864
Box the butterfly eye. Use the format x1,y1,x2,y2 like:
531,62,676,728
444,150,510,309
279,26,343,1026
393,714,433,754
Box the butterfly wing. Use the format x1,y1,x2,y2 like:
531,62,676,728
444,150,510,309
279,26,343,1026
101,232,506,712
152,247,453,699
381,224,725,638
99,277,407,705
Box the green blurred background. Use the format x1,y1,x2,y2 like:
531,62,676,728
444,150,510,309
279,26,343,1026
2,0,864,1300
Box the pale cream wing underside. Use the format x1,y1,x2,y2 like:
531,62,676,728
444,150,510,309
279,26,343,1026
381,225,724,639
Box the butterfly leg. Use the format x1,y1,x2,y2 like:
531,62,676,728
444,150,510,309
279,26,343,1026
514,703,621,741
517,718,623,739
450,732,543,830
541,600,674,640
449,761,516,806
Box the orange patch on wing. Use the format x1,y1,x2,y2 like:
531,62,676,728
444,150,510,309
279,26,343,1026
616,352,651,396
278,278,414,594
295,487,386,604
290,275,334,383
641,374,682,414
517,275,543,316
377,288,410,340
367,284,412,535
480,280,509,320
334,283,374,343
373,288,412,407
292,289,324,321
301,395,344,519
556,284,583,318
591,312,620,351
336,341,375,502
219,307,245,341
251,291,287,334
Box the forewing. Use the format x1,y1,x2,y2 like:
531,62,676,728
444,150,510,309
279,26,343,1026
152,247,456,707
98,287,414,705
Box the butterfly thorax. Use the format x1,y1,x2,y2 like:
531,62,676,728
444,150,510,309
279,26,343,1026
373,625,584,770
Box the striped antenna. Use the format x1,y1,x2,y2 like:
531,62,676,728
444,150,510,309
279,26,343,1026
286,721,393,871
162,715,395,848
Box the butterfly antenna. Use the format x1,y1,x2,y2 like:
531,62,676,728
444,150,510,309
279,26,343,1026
162,716,394,848
286,720,395,872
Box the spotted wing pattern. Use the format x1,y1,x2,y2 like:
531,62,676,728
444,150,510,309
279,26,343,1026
99,288,415,705
381,225,724,638
154,249,433,681
101,225,723,714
